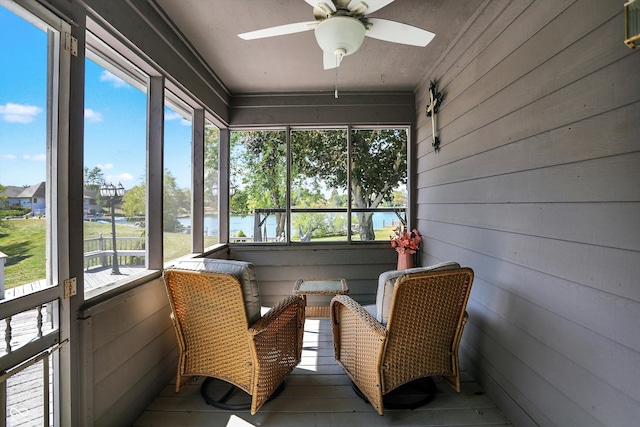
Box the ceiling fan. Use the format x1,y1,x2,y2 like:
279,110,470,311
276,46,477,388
238,0,436,70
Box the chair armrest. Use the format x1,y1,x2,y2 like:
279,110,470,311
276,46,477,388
330,295,387,414
249,295,305,335
331,295,387,338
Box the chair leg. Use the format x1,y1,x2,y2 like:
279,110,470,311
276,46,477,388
200,377,286,411
351,377,437,411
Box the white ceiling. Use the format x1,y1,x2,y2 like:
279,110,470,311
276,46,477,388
152,0,485,95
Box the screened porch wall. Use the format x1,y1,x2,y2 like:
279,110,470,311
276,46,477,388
31,0,640,426
413,1,640,427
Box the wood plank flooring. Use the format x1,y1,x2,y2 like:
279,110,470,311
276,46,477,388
134,318,512,427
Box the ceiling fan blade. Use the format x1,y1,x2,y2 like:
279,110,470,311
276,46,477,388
323,51,342,69
304,0,336,12
365,18,435,47
238,21,317,40
348,0,394,14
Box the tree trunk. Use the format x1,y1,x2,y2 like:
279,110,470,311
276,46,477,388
357,212,375,241
276,213,286,240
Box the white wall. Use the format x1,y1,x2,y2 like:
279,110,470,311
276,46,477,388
414,1,640,426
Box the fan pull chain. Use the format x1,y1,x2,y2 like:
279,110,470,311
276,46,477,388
334,56,339,98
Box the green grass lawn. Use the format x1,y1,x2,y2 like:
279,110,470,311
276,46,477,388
0,218,46,288
1,219,394,290
0,219,194,289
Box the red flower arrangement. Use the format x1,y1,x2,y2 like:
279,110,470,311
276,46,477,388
390,228,422,254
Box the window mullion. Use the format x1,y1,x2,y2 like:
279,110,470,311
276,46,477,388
286,126,291,243
346,125,352,243
191,108,205,254
147,75,164,270
218,128,230,244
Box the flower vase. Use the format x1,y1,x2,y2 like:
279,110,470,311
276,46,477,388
397,252,414,270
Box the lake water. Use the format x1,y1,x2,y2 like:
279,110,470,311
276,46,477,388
178,211,404,237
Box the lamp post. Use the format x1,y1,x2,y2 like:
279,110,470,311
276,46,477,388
100,182,125,275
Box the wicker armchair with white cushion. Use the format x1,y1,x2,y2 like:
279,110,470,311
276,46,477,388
330,262,474,415
163,259,305,415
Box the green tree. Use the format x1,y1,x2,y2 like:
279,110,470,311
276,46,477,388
351,129,407,240
122,171,189,232
0,183,6,209
229,188,249,217
291,187,329,240
83,166,106,208
231,131,287,239
83,166,105,187
292,129,407,241
122,184,145,219
163,170,189,232
204,126,219,209
0,183,9,231
230,129,407,242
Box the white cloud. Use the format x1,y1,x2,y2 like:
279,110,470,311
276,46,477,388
0,103,42,123
165,111,183,121
107,172,134,183
96,163,113,170
100,70,127,88
84,108,103,122
0,154,17,161
23,154,46,162
165,110,191,126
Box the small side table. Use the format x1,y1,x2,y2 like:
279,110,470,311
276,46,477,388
293,278,348,318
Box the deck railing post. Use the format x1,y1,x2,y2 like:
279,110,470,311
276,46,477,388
98,233,106,269
0,251,7,300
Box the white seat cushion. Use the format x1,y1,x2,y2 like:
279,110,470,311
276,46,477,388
375,261,461,325
173,258,262,325
363,304,377,319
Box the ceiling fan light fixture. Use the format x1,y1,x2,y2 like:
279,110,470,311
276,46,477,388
314,16,366,57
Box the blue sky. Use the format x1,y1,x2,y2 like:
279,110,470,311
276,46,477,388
0,5,193,190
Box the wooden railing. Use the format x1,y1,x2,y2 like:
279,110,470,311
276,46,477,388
84,234,146,271
1,298,61,425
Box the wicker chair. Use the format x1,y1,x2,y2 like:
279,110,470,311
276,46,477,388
163,260,305,414
330,264,474,415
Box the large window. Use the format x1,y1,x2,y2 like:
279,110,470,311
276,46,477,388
0,2,50,295
203,121,219,247
349,128,409,240
83,34,149,295
291,129,348,242
229,127,408,243
1,3,66,425
81,18,225,295
230,130,287,242
163,94,192,261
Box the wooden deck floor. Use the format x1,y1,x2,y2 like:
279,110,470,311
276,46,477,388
134,318,512,427
2,265,146,300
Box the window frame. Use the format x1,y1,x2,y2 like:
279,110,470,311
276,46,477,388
81,18,225,301
228,125,411,245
